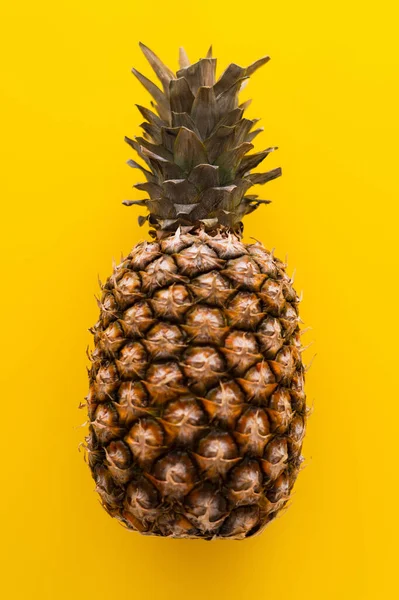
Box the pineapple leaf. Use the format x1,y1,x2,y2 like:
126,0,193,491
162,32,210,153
179,47,190,69
122,199,147,206
191,86,218,139
139,42,175,93
126,158,155,181
169,78,195,114
239,99,252,112
199,217,219,228
177,59,217,95
162,179,198,204
246,127,264,143
236,147,277,177
138,215,149,226
134,181,163,198
215,142,254,184
246,55,270,76
174,127,208,173
171,112,201,136
135,104,165,128
174,203,198,216
233,119,258,146
228,179,255,208
131,68,168,117
140,122,162,144
146,196,175,217
247,167,282,185
136,138,173,161
149,156,183,180
188,164,220,190
211,107,244,133
217,77,249,115
161,127,181,153
190,185,237,220
205,125,236,164
214,64,246,97
135,136,173,161
157,218,179,229
125,136,155,169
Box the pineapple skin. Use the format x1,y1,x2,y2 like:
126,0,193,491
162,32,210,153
86,229,306,539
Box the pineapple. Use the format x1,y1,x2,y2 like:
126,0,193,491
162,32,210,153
85,43,306,539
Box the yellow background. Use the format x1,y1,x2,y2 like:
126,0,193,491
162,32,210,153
1,1,398,598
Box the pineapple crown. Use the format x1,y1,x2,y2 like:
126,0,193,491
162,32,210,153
124,43,282,235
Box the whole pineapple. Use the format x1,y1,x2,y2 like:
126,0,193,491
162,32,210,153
85,43,306,539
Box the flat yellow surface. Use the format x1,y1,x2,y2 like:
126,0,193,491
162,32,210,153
0,1,397,599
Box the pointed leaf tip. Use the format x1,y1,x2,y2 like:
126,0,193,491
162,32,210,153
123,200,147,207
246,55,271,76
131,68,166,103
138,42,175,89
179,47,190,69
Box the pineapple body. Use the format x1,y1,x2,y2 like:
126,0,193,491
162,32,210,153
86,230,306,539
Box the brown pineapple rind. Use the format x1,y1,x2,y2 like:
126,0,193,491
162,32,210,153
86,230,306,539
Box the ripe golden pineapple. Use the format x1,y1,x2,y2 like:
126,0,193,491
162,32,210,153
85,43,306,539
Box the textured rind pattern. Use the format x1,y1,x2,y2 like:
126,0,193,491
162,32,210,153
85,230,306,539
